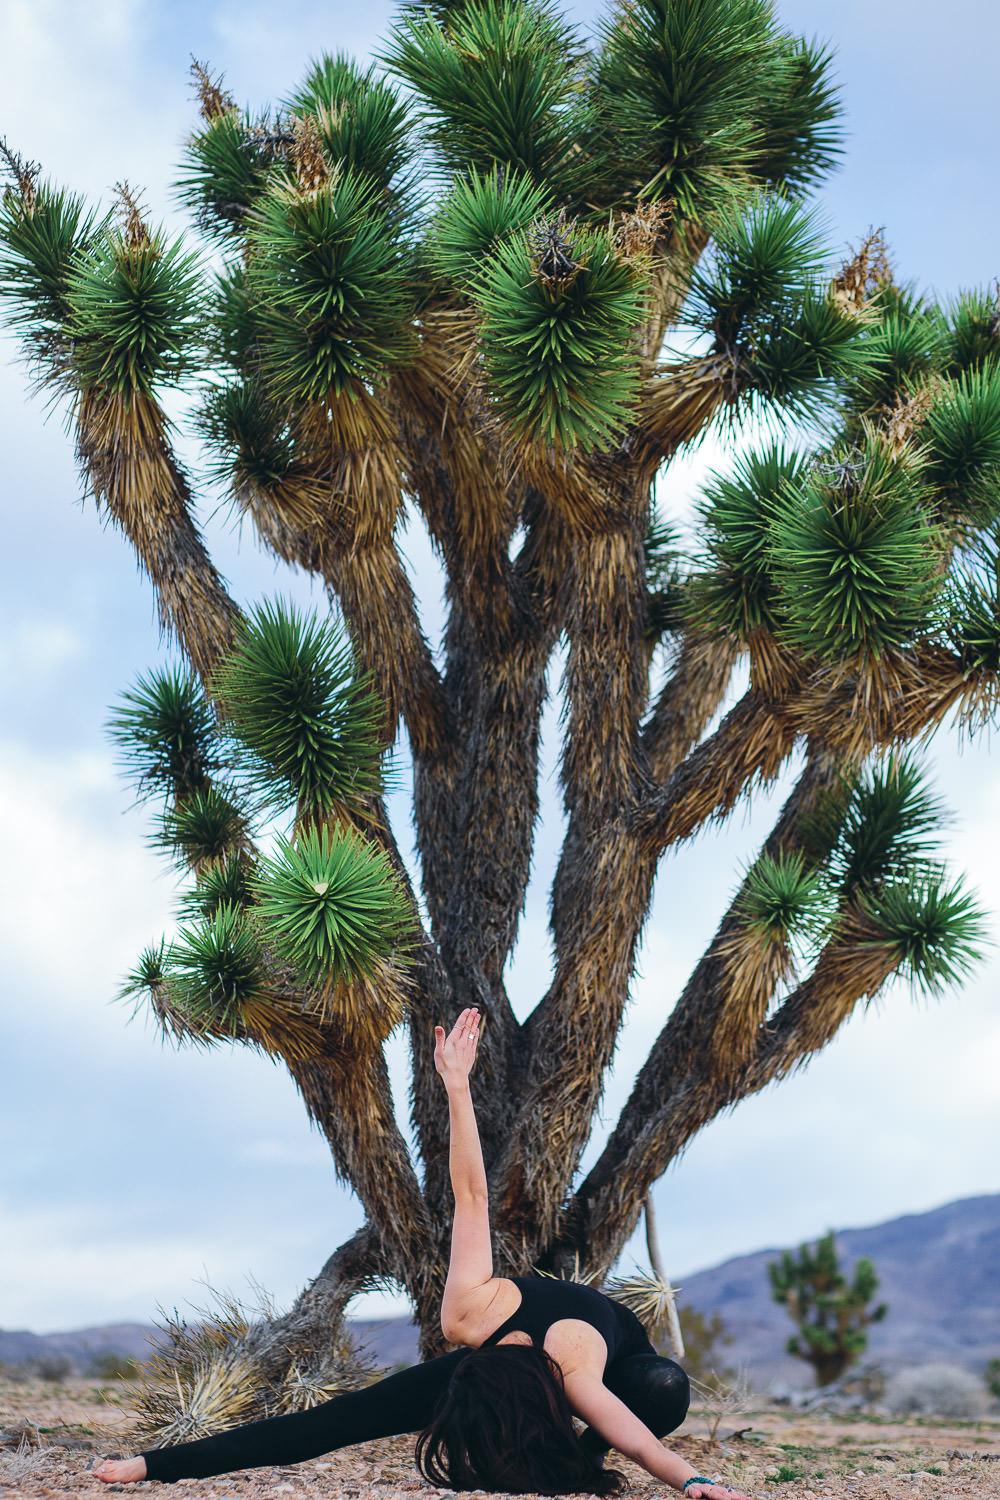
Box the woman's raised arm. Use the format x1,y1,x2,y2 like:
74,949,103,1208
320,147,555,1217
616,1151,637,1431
435,1008,496,1339
434,1007,486,1201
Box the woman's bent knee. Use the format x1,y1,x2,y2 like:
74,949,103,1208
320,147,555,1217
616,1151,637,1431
606,1354,690,1436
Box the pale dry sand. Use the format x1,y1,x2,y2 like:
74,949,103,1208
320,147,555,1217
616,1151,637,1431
2,1376,999,1500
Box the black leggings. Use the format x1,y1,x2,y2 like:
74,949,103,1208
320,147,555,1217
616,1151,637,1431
142,1349,690,1484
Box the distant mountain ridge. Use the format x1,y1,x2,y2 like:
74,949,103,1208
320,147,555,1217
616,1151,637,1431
3,1194,997,1382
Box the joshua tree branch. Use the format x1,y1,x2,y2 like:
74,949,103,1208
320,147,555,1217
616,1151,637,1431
75,389,239,682
325,542,446,757
563,918,898,1279
642,631,742,781
632,356,732,478
492,812,659,1257
562,750,842,1272
489,460,660,1252
640,687,802,852
229,446,447,757
243,1225,383,1378
286,1030,434,1298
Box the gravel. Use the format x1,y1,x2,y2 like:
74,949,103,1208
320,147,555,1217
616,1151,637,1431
3,1376,999,1500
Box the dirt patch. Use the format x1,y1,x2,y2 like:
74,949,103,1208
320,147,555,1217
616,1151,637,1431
2,1377,999,1500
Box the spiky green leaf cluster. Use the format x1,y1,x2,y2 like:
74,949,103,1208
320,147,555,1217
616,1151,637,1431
688,445,807,640
738,850,826,942
382,0,583,185
736,759,976,994
943,289,1000,376
859,873,988,995
255,824,411,986
922,365,1000,523
119,941,169,1010
157,786,253,870
591,0,841,214
66,229,204,398
427,167,551,289
174,109,278,245
111,604,413,1036
828,755,945,897
686,196,864,416
168,906,269,1033
285,55,412,196
769,439,942,659
0,182,98,374
753,289,869,418
476,224,643,448
179,852,253,921
949,528,1000,672
107,668,219,801
805,761,985,1002
246,176,415,400
689,196,827,349
846,289,945,416
206,261,259,370
753,37,841,193
212,600,385,817
196,376,299,494
952,582,1000,673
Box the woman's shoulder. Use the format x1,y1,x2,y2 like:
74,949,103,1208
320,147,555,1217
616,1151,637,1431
448,1276,523,1347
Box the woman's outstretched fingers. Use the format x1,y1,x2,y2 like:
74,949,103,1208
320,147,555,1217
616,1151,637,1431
433,1008,481,1085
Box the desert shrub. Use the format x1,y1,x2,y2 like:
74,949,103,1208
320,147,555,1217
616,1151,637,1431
33,1354,75,1382
985,1357,1000,1399
690,1367,753,1442
884,1362,989,1418
89,1352,137,1380
677,1305,737,1385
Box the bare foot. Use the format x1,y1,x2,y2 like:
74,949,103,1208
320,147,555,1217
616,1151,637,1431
94,1456,147,1484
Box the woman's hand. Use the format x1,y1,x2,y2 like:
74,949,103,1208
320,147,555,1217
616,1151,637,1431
434,1007,481,1089
684,1486,751,1500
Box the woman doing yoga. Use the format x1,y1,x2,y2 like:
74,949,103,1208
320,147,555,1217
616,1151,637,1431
96,1009,750,1497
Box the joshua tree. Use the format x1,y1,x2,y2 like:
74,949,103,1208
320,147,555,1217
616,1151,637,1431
768,1230,887,1386
2,0,999,1428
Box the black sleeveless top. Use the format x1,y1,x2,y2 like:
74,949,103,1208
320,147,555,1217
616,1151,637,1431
479,1276,654,1365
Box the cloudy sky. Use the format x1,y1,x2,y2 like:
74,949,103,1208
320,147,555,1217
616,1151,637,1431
1,0,998,1337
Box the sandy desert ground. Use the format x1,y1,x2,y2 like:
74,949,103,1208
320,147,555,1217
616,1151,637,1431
2,1375,999,1500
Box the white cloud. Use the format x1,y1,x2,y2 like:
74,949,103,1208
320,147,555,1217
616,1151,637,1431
0,741,174,1014
0,1199,242,1330
0,1196,356,1332
0,0,182,218
0,619,83,683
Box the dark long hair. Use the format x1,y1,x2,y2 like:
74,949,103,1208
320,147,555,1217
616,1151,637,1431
415,1344,625,1496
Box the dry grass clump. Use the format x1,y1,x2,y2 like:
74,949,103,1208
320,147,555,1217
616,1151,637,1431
121,1283,383,1451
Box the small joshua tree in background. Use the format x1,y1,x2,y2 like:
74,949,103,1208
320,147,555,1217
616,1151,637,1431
768,1230,887,1386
